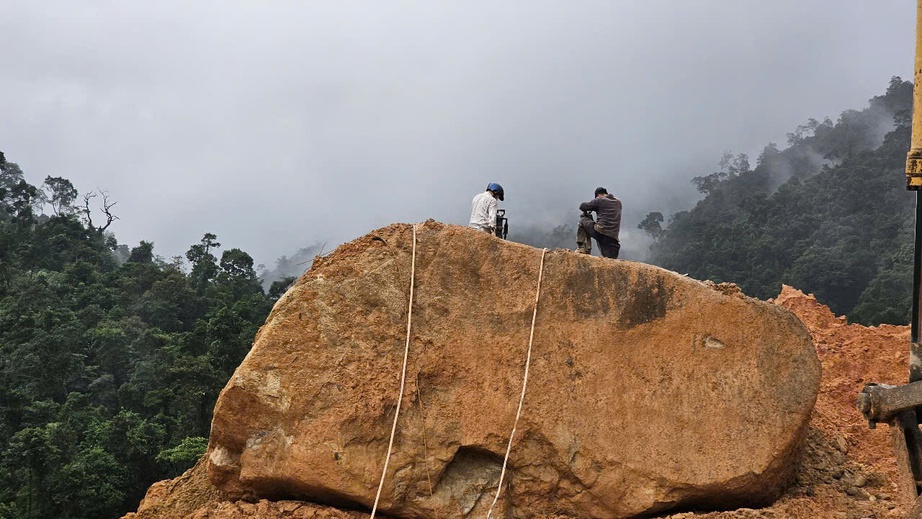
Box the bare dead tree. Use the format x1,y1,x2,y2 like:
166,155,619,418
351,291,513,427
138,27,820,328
81,192,96,230
81,189,119,233
98,190,118,232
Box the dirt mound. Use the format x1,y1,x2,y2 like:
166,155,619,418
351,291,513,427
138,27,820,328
123,458,226,519
125,459,363,519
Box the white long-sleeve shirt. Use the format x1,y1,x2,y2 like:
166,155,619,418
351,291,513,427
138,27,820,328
469,191,497,232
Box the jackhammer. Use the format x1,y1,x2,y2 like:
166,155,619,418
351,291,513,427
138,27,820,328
495,209,508,240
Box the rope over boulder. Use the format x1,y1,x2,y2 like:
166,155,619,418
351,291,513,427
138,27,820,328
205,220,821,519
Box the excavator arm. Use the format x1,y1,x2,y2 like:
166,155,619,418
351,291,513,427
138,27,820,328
857,1,922,515
908,0,922,379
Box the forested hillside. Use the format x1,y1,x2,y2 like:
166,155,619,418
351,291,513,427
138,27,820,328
0,156,291,518
641,77,915,325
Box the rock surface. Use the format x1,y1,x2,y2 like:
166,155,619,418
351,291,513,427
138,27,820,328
201,221,820,518
123,282,915,519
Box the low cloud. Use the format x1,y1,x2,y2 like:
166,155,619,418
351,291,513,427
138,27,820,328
0,1,913,265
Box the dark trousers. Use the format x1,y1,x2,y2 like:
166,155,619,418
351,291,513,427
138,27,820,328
577,216,621,259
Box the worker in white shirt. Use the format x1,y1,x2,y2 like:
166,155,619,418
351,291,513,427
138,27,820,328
469,183,504,234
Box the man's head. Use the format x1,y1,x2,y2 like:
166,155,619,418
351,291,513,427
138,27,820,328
487,183,505,201
594,187,608,197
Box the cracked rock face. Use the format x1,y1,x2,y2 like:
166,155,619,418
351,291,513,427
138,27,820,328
206,221,821,519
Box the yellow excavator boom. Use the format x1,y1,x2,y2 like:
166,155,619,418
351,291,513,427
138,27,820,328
909,0,922,190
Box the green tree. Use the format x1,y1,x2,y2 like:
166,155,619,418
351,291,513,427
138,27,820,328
268,276,297,301
156,436,207,474
42,177,78,216
186,233,220,293
49,446,129,518
127,241,154,264
638,212,665,241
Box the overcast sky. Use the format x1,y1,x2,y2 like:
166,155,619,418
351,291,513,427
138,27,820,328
0,1,915,266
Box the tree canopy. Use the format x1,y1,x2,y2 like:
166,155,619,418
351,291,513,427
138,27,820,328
0,161,275,518
641,77,914,325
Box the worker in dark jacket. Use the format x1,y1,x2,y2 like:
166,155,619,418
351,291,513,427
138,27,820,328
576,187,621,259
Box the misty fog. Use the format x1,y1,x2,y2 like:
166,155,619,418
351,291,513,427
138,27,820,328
0,1,914,274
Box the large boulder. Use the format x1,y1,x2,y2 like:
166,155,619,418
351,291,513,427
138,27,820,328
206,221,820,518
